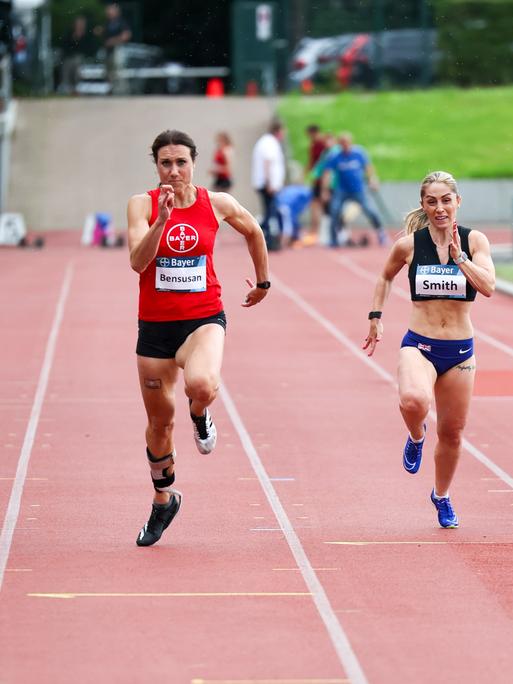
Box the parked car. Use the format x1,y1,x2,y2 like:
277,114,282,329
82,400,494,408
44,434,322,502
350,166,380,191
336,33,373,88
337,29,438,88
380,29,438,83
288,36,340,84
289,28,438,90
315,33,357,82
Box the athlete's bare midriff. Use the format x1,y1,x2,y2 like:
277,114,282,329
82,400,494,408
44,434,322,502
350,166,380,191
408,299,473,340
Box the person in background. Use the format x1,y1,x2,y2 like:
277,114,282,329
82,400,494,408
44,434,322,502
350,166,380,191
95,2,132,92
210,132,234,192
318,132,387,248
302,124,326,246
276,184,313,248
363,170,495,529
310,132,339,246
59,14,98,95
251,120,286,251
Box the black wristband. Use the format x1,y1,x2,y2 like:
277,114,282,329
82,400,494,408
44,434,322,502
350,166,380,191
368,311,382,320
256,281,271,289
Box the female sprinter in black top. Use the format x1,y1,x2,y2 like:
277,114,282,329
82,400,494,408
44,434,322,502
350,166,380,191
364,170,495,528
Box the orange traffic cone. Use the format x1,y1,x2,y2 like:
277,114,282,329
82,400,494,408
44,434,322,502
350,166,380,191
206,78,224,97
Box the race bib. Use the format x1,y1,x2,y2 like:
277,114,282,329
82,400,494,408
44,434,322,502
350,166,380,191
155,255,207,293
415,264,466,299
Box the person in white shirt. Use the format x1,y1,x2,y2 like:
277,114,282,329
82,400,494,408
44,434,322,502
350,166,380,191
252,120,286,250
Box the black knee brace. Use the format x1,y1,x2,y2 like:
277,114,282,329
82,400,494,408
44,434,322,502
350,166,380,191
146,447,175,493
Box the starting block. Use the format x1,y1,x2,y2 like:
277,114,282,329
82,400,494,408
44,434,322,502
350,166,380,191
0,213,44,248
82,212,124,247
0,212,27,246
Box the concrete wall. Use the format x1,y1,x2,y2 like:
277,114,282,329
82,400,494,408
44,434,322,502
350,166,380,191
7,97,277,231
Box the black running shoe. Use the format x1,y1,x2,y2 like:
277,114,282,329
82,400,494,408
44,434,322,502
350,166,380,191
136,490,182,547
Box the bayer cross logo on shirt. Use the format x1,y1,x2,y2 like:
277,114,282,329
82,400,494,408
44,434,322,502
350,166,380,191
166,223,199,253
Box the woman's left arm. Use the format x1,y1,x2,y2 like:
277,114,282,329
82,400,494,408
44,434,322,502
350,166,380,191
210,192,270,307
451,225,495,297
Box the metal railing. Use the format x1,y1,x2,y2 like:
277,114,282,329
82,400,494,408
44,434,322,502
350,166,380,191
75,45,230,96
0,54,15,214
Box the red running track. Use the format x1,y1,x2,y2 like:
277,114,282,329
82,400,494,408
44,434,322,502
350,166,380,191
1,228,513,684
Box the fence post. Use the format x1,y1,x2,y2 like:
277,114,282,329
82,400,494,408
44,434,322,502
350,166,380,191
0,54,14,214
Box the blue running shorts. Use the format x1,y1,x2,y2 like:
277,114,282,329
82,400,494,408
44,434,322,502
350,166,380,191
401,329,474,376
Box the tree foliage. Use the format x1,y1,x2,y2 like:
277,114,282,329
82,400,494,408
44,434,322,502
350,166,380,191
432,0,513,86
140,0,231,64
50,0,104,46
50,0,232,65
296,0,429,38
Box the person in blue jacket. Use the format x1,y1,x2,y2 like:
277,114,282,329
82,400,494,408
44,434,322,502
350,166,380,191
318,132,388,247
276,184,313,246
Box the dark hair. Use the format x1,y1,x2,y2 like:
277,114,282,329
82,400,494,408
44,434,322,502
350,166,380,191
306,124,320,134
269,119,283,135
151,130,198,163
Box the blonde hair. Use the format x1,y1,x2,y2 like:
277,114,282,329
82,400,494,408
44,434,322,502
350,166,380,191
404,171,459,235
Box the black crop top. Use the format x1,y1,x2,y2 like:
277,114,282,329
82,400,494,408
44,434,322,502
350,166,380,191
408,225,477,302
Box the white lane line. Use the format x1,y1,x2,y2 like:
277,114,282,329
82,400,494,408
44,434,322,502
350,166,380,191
219,382,368,684
331,252,513,358
0,263,73,591
461,438,513,488
272,273,513,490
250,528,282,532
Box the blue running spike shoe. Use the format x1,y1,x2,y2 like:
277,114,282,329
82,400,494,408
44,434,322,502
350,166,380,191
403,424,426,474
431,489,459,529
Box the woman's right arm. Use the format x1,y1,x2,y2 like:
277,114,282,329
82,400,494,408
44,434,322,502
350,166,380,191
127,190,171,273
363,236,411,356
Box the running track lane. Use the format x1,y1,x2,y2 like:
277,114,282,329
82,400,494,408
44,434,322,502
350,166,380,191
1,229,512,683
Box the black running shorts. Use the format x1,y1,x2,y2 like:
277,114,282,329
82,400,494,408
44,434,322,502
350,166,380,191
136,311,227,359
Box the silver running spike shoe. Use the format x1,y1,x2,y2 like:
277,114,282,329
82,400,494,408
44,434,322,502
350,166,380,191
190,406,217,454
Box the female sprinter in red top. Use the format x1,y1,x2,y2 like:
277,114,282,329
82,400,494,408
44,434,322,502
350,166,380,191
210,131,233,192
128,129,270,546
210,131,234,192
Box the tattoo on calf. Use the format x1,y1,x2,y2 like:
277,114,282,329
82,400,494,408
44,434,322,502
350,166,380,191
457,364,475,372
144,378,162,389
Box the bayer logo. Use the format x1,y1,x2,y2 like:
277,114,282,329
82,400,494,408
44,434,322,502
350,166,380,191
166,223,199,253
159,257,171,267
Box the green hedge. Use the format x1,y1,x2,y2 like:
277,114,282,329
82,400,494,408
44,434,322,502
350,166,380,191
50,0,104,47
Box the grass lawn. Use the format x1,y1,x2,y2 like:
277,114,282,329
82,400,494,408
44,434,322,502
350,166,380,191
496,263,513,283
278,86,513,181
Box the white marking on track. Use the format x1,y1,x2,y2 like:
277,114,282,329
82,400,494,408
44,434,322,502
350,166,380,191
0,263,73,590
220,382,369,684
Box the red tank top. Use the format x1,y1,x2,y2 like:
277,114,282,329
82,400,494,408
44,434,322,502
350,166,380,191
214,147,230,180
138,186,223,321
